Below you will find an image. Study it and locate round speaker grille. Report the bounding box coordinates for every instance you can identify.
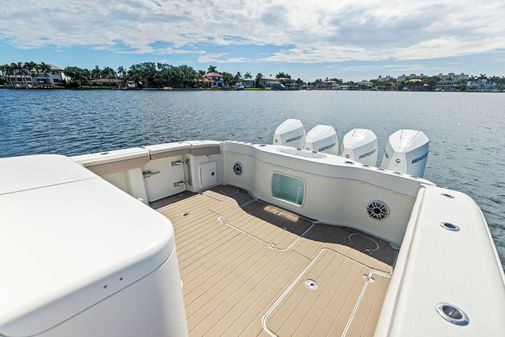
[233,162,243,175]
[367,200,390,220]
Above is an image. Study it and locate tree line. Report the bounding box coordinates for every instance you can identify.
[65,63,291,88]
[0,61,304,88]
[2,61,504,91]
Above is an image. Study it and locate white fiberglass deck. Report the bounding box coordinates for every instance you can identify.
[152,185,398,337]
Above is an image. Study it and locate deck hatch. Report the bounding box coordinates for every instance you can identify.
[272,173,304,206]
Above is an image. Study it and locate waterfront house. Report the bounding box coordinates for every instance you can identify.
[285,83,300,90]
[397,73,426,83]
[358,80,373,90]
[203,72,225,88]
[41,65,70,85]
[87,78,123,87]
[261,77,285,89]
[5,73,33,88]
[435,73,468,91]
[317,80,339,90]
[467,79,498,92]
[240,78,255,88]
[404,78,428,91]
[4,64,69,87]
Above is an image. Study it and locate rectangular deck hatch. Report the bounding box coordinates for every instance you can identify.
[272,173,304,206]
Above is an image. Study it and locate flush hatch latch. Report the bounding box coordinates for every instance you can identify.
[142,170,160,178]
[173,180,186,187]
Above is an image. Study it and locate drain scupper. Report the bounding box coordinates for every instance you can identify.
[304,279,318,290]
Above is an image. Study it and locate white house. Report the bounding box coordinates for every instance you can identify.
[358,80,373,89]
[467,79,498,92]
[44,65,70,85]
[263,77,285,89]
[4,64,69,87]
[241,78,255,88]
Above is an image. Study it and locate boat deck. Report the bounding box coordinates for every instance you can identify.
[152,185,398,337]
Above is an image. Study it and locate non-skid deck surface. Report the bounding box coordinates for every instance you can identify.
[153,185,398,337]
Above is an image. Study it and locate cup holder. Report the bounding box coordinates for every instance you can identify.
[436,303,469,326]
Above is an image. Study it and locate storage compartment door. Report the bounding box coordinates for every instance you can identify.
[199,161,218,190]
[143,157,185,202]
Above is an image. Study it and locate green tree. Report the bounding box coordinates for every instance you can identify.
[64,66,90,87]
[207,65,217,73]
[127,64,144,87]
[244,72,252,79]
[453,79,467,91]
[426,76,440,91]
[275,72,291,79]
[177,65,199,88]
[91,66,101,79]
[255,73,264,88]
[101,67,117,81]
[117,66,127,85]
[222,72,238,86]
[0,65,6,85]
[127,62,157,87]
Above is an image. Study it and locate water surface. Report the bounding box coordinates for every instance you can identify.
[1,89,504,265]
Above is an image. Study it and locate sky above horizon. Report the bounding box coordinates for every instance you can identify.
[1,0,504,81]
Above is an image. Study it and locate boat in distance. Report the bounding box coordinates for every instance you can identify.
[1,119,504,337]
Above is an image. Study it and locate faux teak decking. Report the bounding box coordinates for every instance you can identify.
[152,186,398,337]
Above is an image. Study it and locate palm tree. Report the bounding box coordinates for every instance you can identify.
[40,62,51,74]
[255,73,264,88]
[117,66,127,86]
[207,65,217,73]
[2,64,13,85]
[244,72,252,79]
[16,62,31,88]
[0,64,6,85]
[100,67,116,85]
[91,66,101,80]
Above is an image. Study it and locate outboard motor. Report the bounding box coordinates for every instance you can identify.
[273,119,306,148]
[381,129,429,177]
[305,125,339,154]
[341,129,378,166]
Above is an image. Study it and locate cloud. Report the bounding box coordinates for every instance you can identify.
[0,0,504,63]
[197,53,250,63]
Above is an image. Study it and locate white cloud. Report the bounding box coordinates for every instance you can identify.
[0,0,504,63]
[197,53,250,63]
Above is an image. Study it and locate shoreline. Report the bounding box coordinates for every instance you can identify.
[0,86,503,93]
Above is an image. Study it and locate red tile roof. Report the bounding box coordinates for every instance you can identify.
[204,72,223,78]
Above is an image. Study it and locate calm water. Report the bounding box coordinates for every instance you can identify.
[1,89,504,265]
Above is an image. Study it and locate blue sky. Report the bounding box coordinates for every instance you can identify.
[1,0,504,81]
